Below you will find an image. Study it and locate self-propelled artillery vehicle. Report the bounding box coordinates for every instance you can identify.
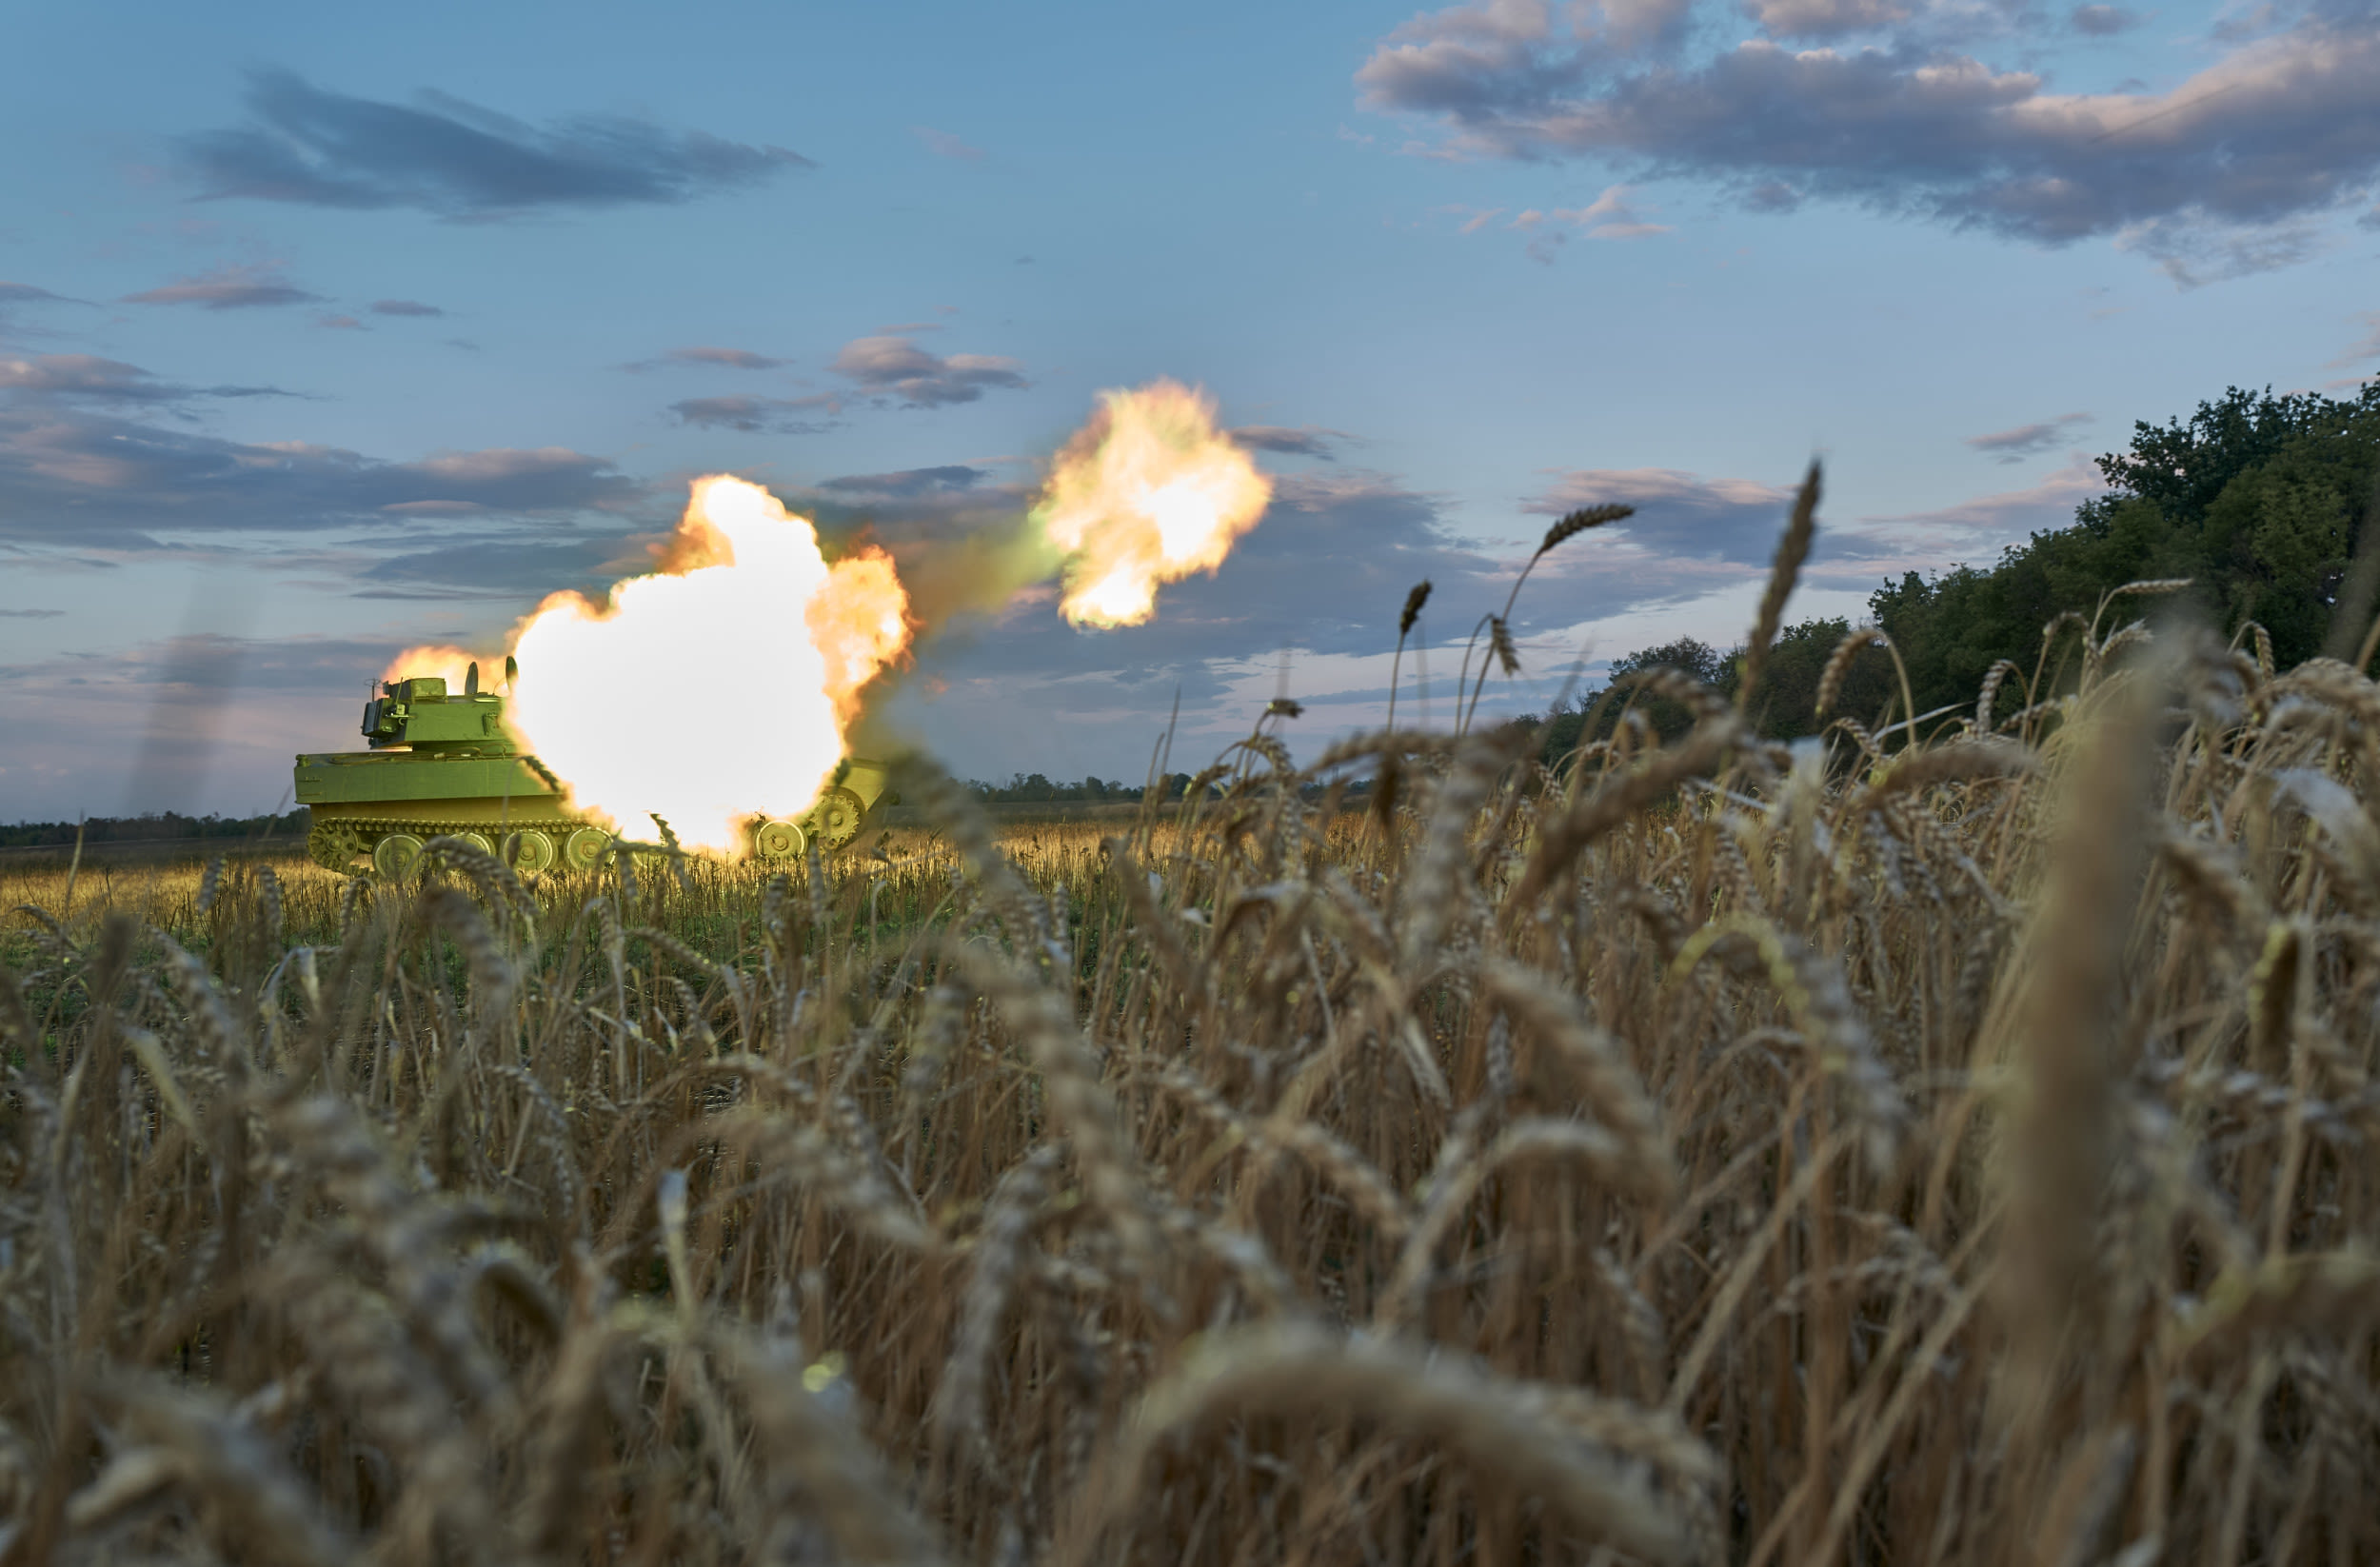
[295,661,891,876]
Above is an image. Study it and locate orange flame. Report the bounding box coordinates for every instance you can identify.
[1034,380,1271,627]
[379,644,485,690]
[464,474,913,852]
[810,547,910,723]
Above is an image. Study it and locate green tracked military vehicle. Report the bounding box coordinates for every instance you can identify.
[296,661,892,877]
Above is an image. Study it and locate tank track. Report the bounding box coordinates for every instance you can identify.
[308,816,583,873]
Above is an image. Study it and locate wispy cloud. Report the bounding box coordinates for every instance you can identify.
[914,127,987,163]
[625,345,790,373]
[1851,455,2109,554]
[1510,186,1672,259]
[2070,4,2143,35]
[369,298,445,317]
[1524,467,1803,565]
[316,313,366,330]
[1230,425,1356,460]
[1,352,295,406]
[122,262,320,310]
[0,607,65,619]
[666,394,836,434]
[1439,204,1507,233]
[1965,410,2095,462]
[1355,0,2380,281]
[354,531,654,598]
[2329,311,2380,368]
[0,403,641,550]
[176,68,814,218]
[0,282,80,307]
[1522,457,2110,604]
[829,333,1027,408]
[1742,0,1914,40]
[817,465,994,499]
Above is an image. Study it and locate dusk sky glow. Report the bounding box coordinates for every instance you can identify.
[3,0,2375,819]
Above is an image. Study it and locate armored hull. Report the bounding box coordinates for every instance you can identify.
[296,668,892,876]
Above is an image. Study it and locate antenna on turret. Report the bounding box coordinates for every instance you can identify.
[466,661,480,696]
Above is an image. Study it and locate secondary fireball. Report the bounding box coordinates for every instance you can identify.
[1033,380,1272,627]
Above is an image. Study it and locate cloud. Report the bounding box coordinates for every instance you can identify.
[1525,466,1804,564]
[626,345,789,372]
[1742,0,1914,40]
[666,394,836,433]
[175,68,814,218]
[1518,462,2075,600]
[1230,426,1355,460]
[817,465,994,499]
[2329,311,2380,368]
[2069,4,2143,34]
[352,529,652,598]
[914,127,987,162]
[1844,456,2109,569]
[1508,185,1673,257]
[828,334,1027,407]
[122,263,320,310]
[369,298,445,317]
[0,607,64,619]
[1440,203,1509,232]
[1355,1,2380,279]
[0,404,642,549]
[316,313,366,330]
[0,352,294,406]
[1964,410,2095,461]
[0,282,78,307]
[0,632,434,821]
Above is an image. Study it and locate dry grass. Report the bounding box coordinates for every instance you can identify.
[9,591,2380,1566]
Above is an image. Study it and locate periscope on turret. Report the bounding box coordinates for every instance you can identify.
[294,661,892,877]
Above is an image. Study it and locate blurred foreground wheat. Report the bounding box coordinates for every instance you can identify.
[8,586,2380,1566]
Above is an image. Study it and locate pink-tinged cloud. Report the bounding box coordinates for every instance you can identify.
[914,126,987,162]
[828,334,1026,407]
[123,263,320,310]
[1356,0,2380,282]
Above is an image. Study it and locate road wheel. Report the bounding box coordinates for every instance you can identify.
[506,830,556,873]
[564,826,611,870]
[752,818,804,861]
[307,823,360,871]
[448,831,494,860]
[373,833,425,880]
[808,786,866,850]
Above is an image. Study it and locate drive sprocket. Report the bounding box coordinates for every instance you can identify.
[809,786,867,850]
[307,822,363,872]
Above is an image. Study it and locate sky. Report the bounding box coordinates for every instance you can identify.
[2,0,2375,820]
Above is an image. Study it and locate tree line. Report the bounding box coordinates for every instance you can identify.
[0,809,312,848]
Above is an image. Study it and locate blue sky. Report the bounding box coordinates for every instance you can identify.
[3,0,2375,819]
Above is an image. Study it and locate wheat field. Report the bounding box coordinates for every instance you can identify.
[8,584,2380,1565]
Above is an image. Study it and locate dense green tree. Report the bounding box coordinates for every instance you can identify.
[1537,636,1729,765]
[1739,617,1898,739]
[1873,382,2380,716]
